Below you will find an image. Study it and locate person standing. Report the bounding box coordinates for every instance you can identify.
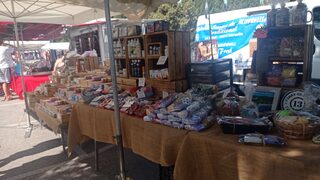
[0,39,15,101]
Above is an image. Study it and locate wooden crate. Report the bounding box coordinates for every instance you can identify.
[145,31,190,82]
[117,77,137,86]
[146,79,188,97]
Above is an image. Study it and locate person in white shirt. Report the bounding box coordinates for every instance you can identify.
[0,39,15,101]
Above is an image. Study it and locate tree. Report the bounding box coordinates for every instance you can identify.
[148,0,269,31]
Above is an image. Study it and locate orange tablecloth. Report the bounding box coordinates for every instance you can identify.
[67,103,320,179]
[174,126,320,180]
[68,103,188,166]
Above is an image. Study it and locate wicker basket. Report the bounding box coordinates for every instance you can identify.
[275,118,320,140]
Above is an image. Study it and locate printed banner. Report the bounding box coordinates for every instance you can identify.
[196,14,267,58]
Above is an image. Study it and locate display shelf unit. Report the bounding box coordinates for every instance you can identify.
[145,30,190,82]
[113,37,128,78]
[126,35,145,79]
[256,25,314,88]
[110,30,190,94]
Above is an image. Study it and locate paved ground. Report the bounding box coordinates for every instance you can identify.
[0,96,161,180]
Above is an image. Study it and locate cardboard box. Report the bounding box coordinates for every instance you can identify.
[119,27,128,37]
[65,57,78,67]
[112,28,119,38]
[146,22,155,33]
[128,25,141,36]
[84,58,91,71]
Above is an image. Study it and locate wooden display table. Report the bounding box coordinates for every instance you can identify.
[174,126,320,180]
[68,103,188,166]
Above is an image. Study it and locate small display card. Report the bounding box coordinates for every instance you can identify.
[157,56,168,65]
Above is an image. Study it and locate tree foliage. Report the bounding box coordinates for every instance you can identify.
[148,0,270,31]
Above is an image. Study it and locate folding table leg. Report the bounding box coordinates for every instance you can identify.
[95,139,99,171]
[60,126,67,158]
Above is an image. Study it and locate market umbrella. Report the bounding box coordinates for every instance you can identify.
[0,0,114,138]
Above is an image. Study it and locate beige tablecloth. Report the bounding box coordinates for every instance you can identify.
[68,103,188,166]
[174,126,320,180]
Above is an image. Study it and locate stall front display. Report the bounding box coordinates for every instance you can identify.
[30,18,320,180]
[256,25,314,88]
[111,27,190,96]
[173,126,320,180]
[68,103,188,166]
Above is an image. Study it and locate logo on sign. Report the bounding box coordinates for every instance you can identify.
[281,90,305,111]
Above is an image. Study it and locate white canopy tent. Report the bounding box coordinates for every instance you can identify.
[41,42,70,50]
[0,0,114,139]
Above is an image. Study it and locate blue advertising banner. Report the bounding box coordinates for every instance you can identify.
[196,14,267,58]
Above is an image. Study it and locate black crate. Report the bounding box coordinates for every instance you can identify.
[187,59,233,91]
[154,21,170,32]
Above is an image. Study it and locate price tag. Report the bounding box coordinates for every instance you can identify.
[137,89,146,99]
[138,78,146,87]
[162,91,169,98]
[122,100,135,108]
[157,56,168,65]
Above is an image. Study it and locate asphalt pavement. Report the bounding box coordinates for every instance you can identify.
[0,96,161,180]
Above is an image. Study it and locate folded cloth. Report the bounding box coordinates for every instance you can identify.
[171,122,184,129]
[184,123,207,131]
[190,109,210,123]
[168,115,182,123]
[171,110,188,119]
[186,101,201,113]
[143,113,156,122]
[161,120,172,127]
[157,113,168,120]
[160,95,176,108]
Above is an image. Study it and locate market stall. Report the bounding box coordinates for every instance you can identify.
[174,126,320,180]
[68,103,188,166]
[14,0,320,180]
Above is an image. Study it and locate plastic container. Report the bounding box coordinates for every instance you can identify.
[290,0,312,26]
[282,78,296,87]
[218,116,272,134]
[267,3,277,27]
[276,2,290,27]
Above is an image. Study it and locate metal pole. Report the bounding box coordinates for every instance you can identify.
[11,0,32,135]
[97,24,106,65]
[208,14,214,61]
[103,0,126,179]
[205,0,214,61]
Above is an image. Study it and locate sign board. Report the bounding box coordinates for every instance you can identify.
[281,90,305,111]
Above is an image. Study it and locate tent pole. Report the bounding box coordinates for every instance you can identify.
[103,0,127,180]
[205,0,214,61]
[12,10,32,136]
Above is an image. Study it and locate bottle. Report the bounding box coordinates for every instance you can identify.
[137,60,141,77]
[122,42,126,57]
[133,60,137,77]
[153,46,157,55]
[142,65,145,77]
[131,60,134,76]
[291,0,310,26]
[267,3,277,27]
[133,39,137,57]
[117,39,121,57]
[276,2,290,27]
[149,46,153,55]
[128,40,132,57]
[136,39,141,57]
